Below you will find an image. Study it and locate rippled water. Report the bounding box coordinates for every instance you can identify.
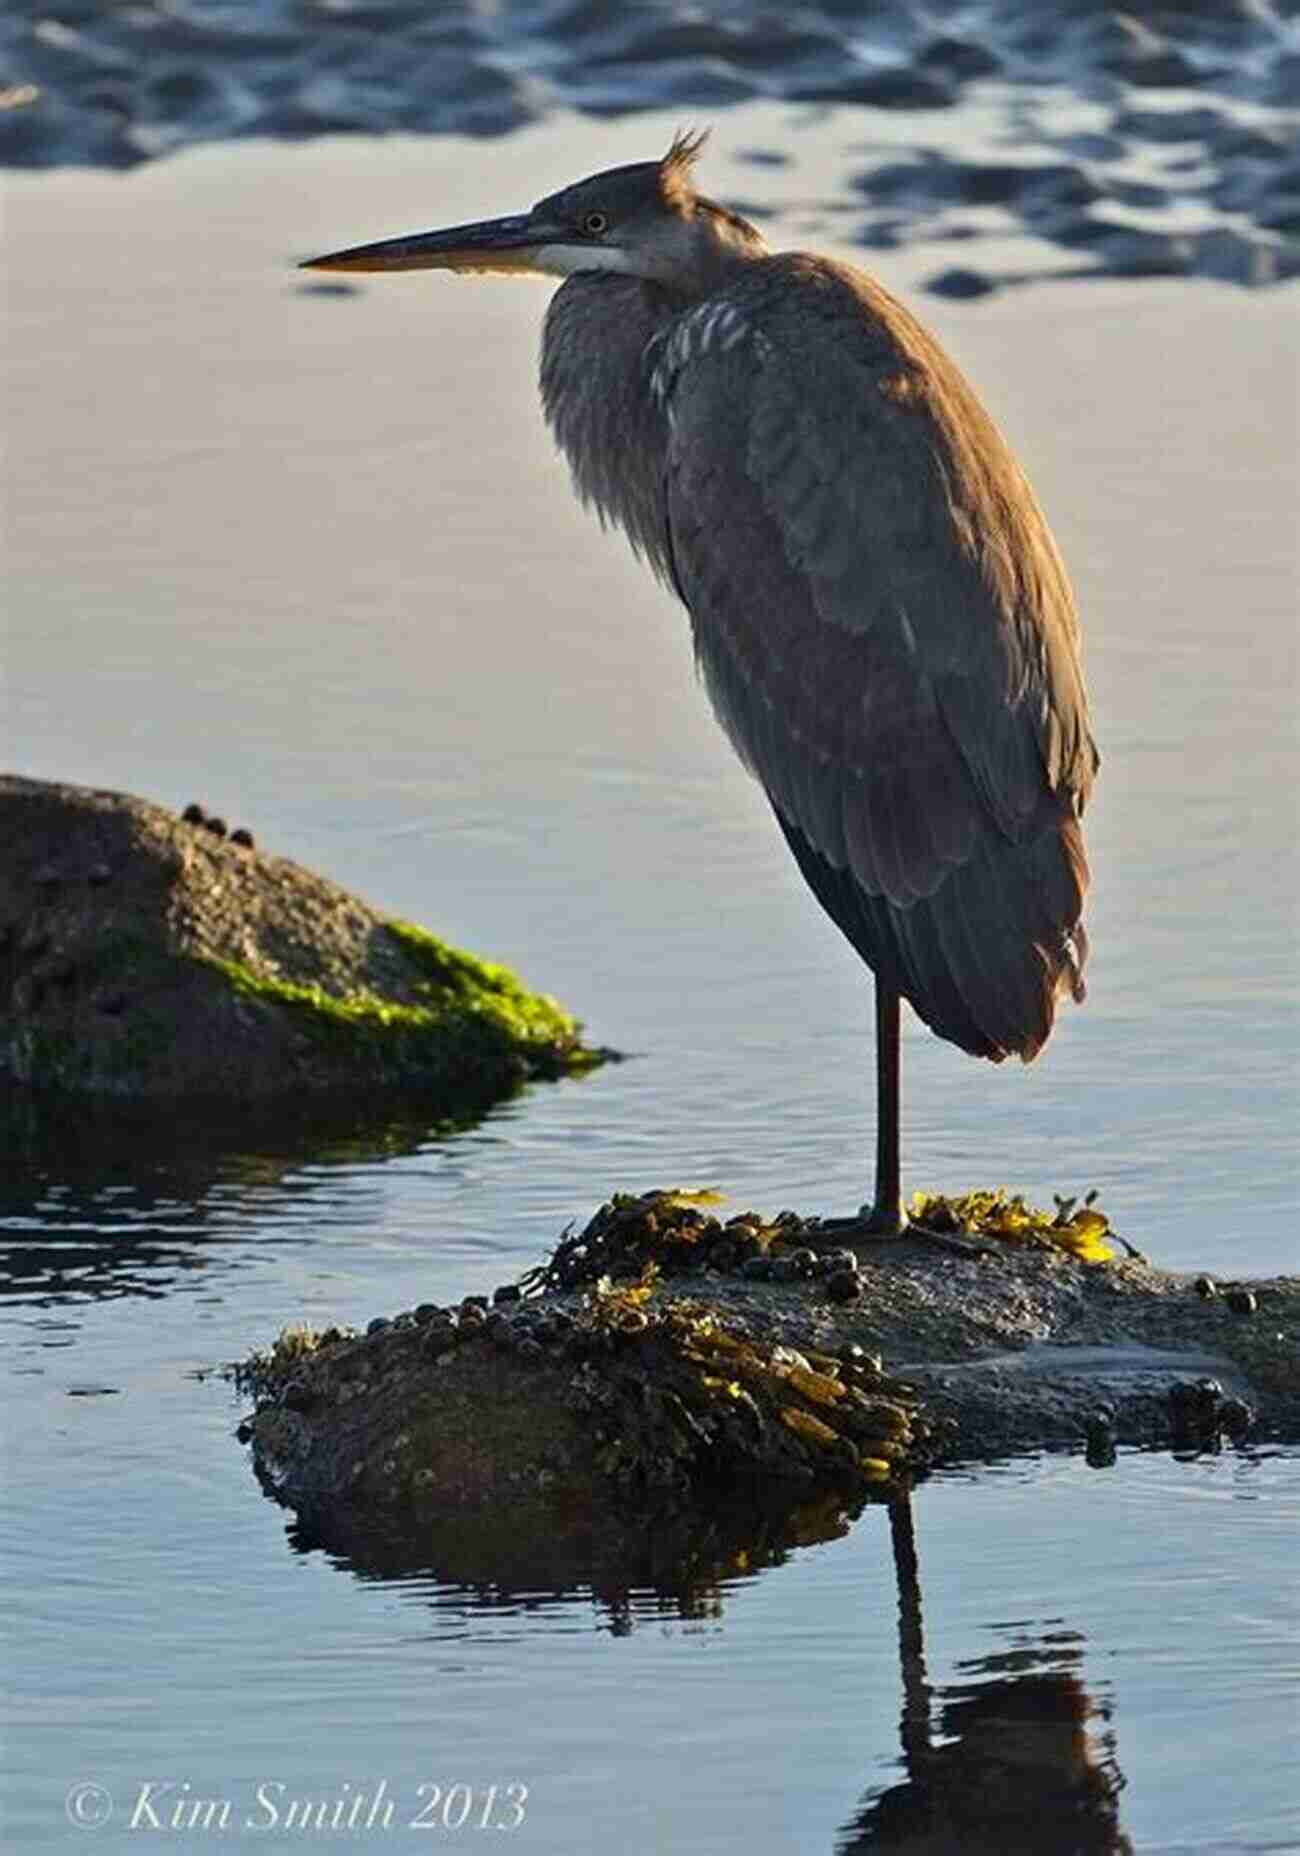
[4,0,1297,165]
[3,0,1297,290]
[4,114,1298,1853]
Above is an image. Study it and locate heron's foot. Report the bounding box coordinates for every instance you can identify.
[856,1199,907,1239]
[818,1203,993,1257]
[817,1203,908,1242]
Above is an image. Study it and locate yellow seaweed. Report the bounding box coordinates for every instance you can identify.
[909,1187,1116,1262]
[778,1407,842,1450]
[781,1363,847,1405]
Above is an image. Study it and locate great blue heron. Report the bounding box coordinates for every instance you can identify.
[303,131,1098,1235]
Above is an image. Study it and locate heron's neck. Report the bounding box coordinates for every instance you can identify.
[540,275,680,581]
[683,204,769,296]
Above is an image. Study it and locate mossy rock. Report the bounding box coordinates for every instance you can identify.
[0,775,603,1103]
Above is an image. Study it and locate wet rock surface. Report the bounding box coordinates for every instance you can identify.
[238,1190,1300,1533]
[2,1,1296,292]
[1,774,599,1100]
[243,1281,936,1524]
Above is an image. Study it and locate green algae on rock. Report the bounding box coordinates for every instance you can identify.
[201,920,594,1097]
[1,775,602,1102]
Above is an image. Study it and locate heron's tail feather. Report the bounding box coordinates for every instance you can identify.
[775,807,1090,1062]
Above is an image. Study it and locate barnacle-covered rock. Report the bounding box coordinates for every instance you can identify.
[238,1262,935,1523]
[566,1277,931,1498]
[236,1190,1298,1551]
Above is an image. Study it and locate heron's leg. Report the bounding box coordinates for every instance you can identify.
[861,979,905,1235]
[888,1496,933,1773]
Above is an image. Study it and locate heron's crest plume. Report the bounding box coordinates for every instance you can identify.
[658,128,710,208]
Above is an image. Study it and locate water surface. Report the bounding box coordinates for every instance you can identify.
[3,117,1298,1852]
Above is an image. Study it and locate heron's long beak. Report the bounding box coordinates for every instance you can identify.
[301,212,552,277]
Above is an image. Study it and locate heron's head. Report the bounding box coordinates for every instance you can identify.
[301,131,766,299]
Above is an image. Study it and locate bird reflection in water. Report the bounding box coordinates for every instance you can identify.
[841,1498,1131,1855]
[279,1470,1130,1853]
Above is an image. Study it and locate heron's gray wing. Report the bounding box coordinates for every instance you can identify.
[658,259,1095,1057]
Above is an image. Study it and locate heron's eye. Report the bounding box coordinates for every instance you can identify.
[580,211,609,237]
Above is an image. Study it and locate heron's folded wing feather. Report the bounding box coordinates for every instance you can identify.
[661,259,1096,912]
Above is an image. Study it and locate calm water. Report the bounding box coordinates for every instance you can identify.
[3,113,1298,1853]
